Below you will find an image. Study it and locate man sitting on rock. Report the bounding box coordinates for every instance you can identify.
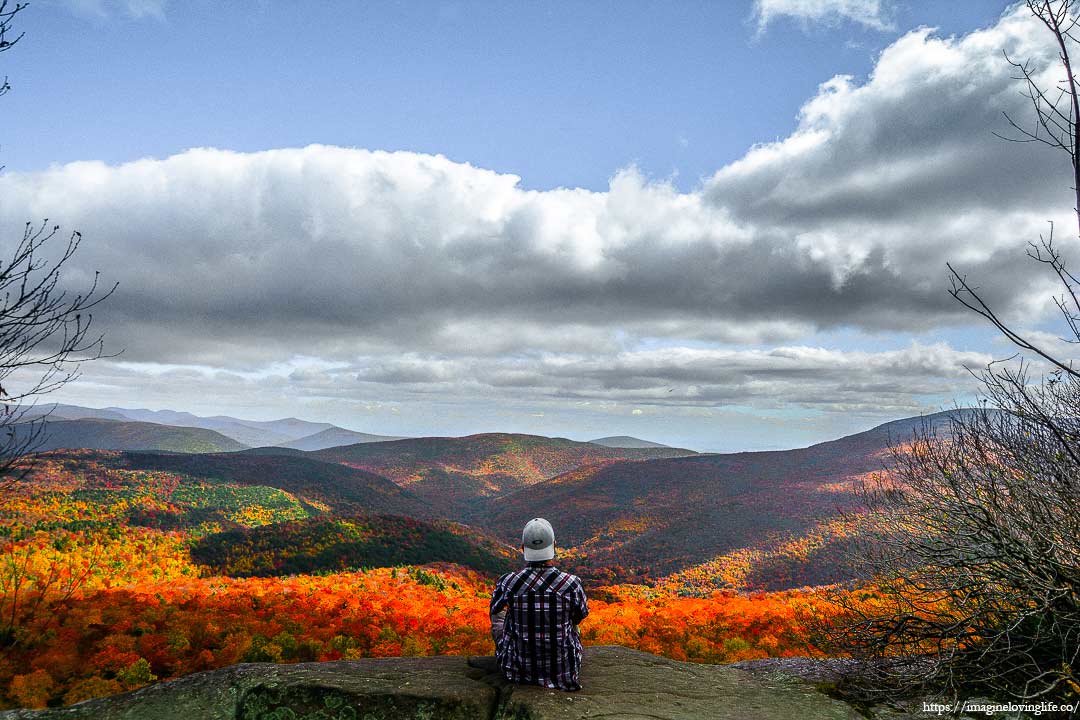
[489,517,589,691]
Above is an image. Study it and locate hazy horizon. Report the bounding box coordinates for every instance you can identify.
[41,399,960,454]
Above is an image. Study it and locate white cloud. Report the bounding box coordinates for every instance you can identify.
[753,0,895,33]
[711,4,1069,313]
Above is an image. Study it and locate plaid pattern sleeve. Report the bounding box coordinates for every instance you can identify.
[490,565,589,691]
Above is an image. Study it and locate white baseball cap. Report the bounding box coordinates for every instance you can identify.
[522,517,555,562]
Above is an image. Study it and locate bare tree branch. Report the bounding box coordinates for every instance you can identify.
[828,0,1080,707]
[0,4,117,497]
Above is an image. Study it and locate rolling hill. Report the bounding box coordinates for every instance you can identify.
[190,514,516,577]
[312,433,699,516]
[120,450,430,518]
[479,411,967,586]
[12,418,247,453]
[10,450,509,580]
[14,409,970,590]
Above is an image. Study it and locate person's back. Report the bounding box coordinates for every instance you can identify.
[490,518,588,691]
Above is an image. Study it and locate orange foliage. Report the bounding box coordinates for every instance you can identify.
[0,559,862,708]
[582,586,844,663]
[0,566,494,707]
[0,450,866,709]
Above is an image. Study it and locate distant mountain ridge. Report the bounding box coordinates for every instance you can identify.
[39,403,403,451]
[13,418,246,454]
[109,408,345,447]
[37,404,131,422]
[279,426,406,451]
[589,435,677,449]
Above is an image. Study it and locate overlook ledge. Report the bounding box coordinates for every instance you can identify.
[0,646,877,719]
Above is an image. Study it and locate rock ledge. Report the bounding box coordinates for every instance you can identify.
[1,646,868,719]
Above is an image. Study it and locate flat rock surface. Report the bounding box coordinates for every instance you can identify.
[501,647,863,719]
[0,646,867,720]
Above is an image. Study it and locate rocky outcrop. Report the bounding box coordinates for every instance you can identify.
[0,646,875,719]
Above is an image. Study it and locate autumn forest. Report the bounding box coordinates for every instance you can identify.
[0,422,898,709]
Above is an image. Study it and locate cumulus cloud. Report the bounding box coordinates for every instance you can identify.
[710,4,1071,312]
[753,0,895,32]
[0,142,1055,369]
[0,4,1069,422]
[0,148,807,366]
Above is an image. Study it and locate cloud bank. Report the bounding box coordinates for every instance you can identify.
[0,4,1069,425]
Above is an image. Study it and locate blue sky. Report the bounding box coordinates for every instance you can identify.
[8,1,1006,190]
[1,0,1074,451]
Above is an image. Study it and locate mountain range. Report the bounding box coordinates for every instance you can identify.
[34,404,405,450]
[479,411,964,586]
[14,402,969,590]
[312,433,698,516]
[28,404,681,455]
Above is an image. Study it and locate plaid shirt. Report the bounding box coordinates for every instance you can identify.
[490,564,589,691]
